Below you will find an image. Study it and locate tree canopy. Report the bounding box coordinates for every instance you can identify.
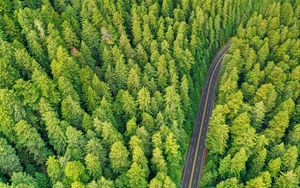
[0,0,298,187]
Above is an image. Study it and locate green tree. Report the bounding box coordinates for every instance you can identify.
[250,101,266,130]
[109,141,130,174]
[164,85,184,123]
[125,118,138,138]
[0,138,22,175]
[165,132,181,183]
[266,66,286,93]
[267,158,281,177]
[46,24,65,62]
[248,149,267,178]
[151,147,167,174]
[163,176,176,188]
[131,6,142,45]
[32,69,61,105]
[64,161,89,183]
[11,172,37,187]
[162,0,173,17]
[264,111,289,144]
[115,90,136,119]
[230,112,256,153]
[61,96,84,128]
[81,20,100,58]
[280,3,294,26]
[85,154,102,179]
[85,138,107,167]
[80,41,96,67]
[51,46,81,90]
[288,124,300,151]
[206,105,229,155]
[97,121,122,147]
[97,176,114,188]
[157,55,169,90]
[149,176,163,188]
[282,146,298,171]
[254,83,277,112]
[39,98,67,155]
[126,162,147,188]
[257,42,269,65]
[219,148,248,178]
[0,57,20,88]
[46,156,63,184]
[129,136,149,176]
[62,21,80,49]
[275,171,299,188]
[58,77,80,102]
[14,120,51,164]
[216,178,241,188]
[138,87,151,113]
[230,148,248,176]
[127,66,141,95]
[65,126,86,161]
[245,171,271,188]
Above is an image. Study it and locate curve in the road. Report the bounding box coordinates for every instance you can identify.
[181,43,231,188]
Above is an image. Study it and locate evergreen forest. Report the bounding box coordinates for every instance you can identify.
[0,0,299,187]
[203,1,300,188]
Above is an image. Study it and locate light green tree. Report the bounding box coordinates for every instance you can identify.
[0,138,22,175]
[15,120,51,164]
[109,141,130,174]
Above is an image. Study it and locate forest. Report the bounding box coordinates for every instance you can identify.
[202,2,300,188]
[0,0,298,187]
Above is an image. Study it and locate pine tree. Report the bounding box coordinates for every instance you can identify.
[26,30,48,69]
[127,66,141,96]
[11,172,37,187]
[216,178,241,188]
[151,147,168,174]
[138,87,151,113]
[245,172,271,188]
[61,96,84,128]
[62,21,80,49]
[0,56,21,88]
[126,162,148,188]
[109,141,130,174]
[64,161,89,183]
[275,171,299,188]
[254,83,277,112]
[81,20,100,58]
[97,121,122,147]
[85,138,107,167]
[97,176,115,187]
[230,112,256,153]
[131,6,142,45]
[39,98,67,155]
[206,105,229,155]
[282,146,298,171]
[85,154,102,179]
[161,0,173,18]
[165,132,181,183]
[0,138,23,175]
[46,156,63,184]
[15,120,51,164]
[65,126,86,161]
[267,158,282,177]
[264,111,289,144]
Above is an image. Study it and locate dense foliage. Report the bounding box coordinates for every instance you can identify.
[0,0,239,187]
[0,0,298,187]
[202,1,300,187]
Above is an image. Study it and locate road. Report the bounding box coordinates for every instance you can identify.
[181,43,231,188]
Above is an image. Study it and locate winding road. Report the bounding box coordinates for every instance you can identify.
[181,43,231,188]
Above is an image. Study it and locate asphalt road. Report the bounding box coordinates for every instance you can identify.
[181,43,231,188]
